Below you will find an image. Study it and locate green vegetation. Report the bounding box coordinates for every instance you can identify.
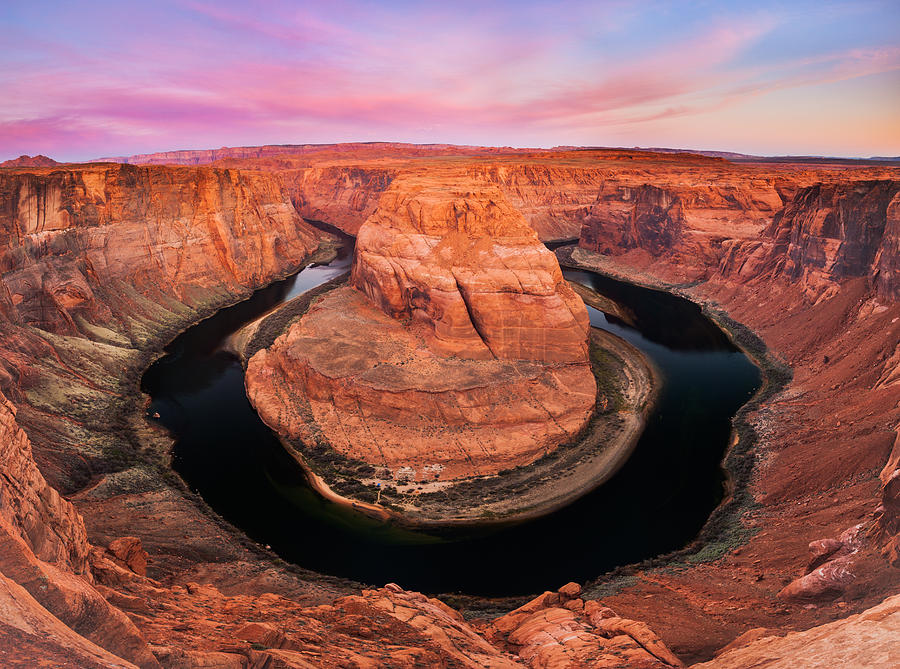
[589,340,625,412]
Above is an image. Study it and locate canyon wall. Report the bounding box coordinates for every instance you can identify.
[0,164,321,338]
[282,164,397,235]
[0,163,326,496]
[764,181,900,300]
[570,175,900,661]
[467,156,788,243]
[0,163,343,666]
[246,152,795,244]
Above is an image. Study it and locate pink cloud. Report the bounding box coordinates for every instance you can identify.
[2,2,898,159]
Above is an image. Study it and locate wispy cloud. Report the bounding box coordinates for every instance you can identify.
[0,0,897,159]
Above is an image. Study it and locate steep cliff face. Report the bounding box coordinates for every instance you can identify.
[465,157,791,245]
[579,184,685,255]
[716,180,900,300]
[763,181,900,298]
[569,167,900,663]
[578,178,787,267]
[0,392,160,668]
[0,395,87,573]
[283,165,397,234]
[876,192,900,301]
[465,164,606,240]
[352,178,590,362]
[247,178,595,482]
[0,163,331,665]
[0,164,321,338]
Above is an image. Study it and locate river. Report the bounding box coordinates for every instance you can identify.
[141,243,760,597]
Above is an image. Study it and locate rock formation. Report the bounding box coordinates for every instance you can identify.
[763,180,900,300]
[351,178,590,362]
[0,161,337,665]
[694,593,900,668]
[247,176,595,483]
[484,582,684,668]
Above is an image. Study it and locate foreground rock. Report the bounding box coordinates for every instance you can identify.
[695,593,900,668]
[485,582,683,668]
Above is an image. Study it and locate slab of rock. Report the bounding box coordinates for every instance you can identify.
[487,587,683,668]
[352,178,591,363]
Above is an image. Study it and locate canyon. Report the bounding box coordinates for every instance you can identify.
[0,145,898,667]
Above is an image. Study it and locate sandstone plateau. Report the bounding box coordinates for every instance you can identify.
[0,145,898,667]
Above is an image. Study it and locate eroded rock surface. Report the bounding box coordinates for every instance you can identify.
[695,593,900,669]
[248,286,595,480]
[485,582,683,668]
[248,177,595,482]
[351,178,590,362]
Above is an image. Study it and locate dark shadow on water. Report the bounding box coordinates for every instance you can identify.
[142,247,760,597]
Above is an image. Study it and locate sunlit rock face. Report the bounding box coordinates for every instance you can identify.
[247,177,596,481]
[0,164,322,337]
[351,178,591,363]
[1,147,899,667]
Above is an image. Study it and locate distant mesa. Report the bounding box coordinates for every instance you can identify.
[0,154,58,167]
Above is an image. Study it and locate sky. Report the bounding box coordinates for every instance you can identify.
[1,0,898,161]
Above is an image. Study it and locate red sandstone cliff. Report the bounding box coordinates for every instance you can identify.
[569,175,900,660]
[0,163,327,498]
[0,162,339,665]
[0,163,321,337]
[765,181,900,300]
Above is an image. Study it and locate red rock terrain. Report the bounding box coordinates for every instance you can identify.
[247,175,595,483]
[0,145,898,667]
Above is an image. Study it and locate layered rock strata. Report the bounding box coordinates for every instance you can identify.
[764,180,900,300]
[247,179,596,483]
[0,162,333,666]
[0,163,325,492]
[566,175,900,660]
